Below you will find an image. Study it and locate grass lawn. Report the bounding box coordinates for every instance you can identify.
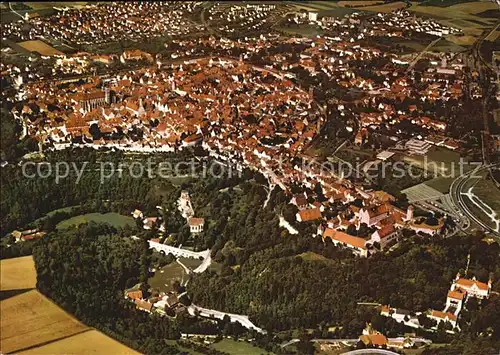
[32,205,79,225]
[424,177,455,194]
[211,339,272,355]
[149,262,187,294]
[460,170,500,232]
[277,25,323,37]
[298,251,329,262]
[166,340,203,355]
[56,213,135,229]
[401,146,471,178]
[178,257,203,270]
[470,178,500,219]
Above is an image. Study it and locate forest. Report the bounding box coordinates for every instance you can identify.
[32,223,247,355]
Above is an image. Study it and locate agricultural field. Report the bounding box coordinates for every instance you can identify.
[211,338,273,355]
[56,212,135,229]
[358,1,408,13]
[0,256,36,291]
[445,34,478,46]
[24,2,88,10]
[17,40,64,56]
[290,1,358,16]
[18,330,141,355]
[485,30,499,42]
[338,1,382,6]
[0,290,89,353]
[408,1,499,21]
[432,39,467,52]
[290,1,341,11]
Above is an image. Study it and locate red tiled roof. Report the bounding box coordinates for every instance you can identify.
[298,208,322,222]
[376,224,395,239]
[188,217,204,226]
[294,194,307,206]
[135,299,153,311]
[323,228,367,250]
[456,278,489,291]
[359,333,388,346]
[431,310,456,321]
[448,290,466,301]
[127,290,143,300]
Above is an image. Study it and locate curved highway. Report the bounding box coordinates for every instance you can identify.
[342,349,399,355]
[449,164,500,237]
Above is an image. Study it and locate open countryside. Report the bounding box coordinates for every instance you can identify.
[0,255,36,291]
[18,330,141,355]
[0,257,140,354]
[0,290,90,353]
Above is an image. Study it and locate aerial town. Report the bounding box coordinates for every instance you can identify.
[0,1,499,355]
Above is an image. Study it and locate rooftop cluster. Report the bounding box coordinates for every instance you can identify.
[1,2,205,44]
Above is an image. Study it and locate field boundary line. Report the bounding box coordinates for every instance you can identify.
[6,328,93,354]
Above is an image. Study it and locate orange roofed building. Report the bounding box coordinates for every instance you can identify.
[322,228,368,257]
[428,310,458,328]
[450,273,491,299]
[296,207,322,222]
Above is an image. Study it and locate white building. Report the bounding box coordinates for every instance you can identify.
[132,209,143,219]
[369,224,398,248]
[428,310,458,329]
[405,139,432,155]
[446,289,466,315]
[188,217,204,234]
[376,150,395,161]
[450,274,491,299]
[308,12,318,22]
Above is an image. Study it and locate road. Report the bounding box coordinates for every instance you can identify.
[193,252,211,273]
[8,2,25,19]
[449,163,500,237]
[187,304,266,334]
[406,37,442,72]
[342,350,400,355]
[281,336,431,349]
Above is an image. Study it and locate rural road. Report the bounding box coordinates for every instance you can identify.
[187,304,266,334]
